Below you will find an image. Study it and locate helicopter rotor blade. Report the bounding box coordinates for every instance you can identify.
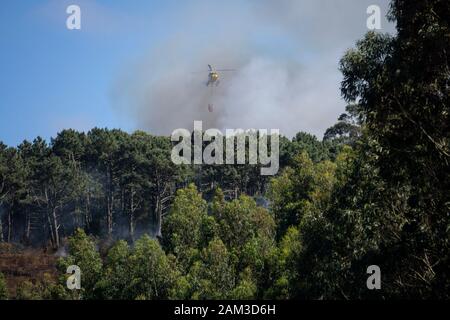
[216,69,236,72]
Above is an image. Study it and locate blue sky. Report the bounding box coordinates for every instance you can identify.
[0,0,393,146]
[0,0,179,146]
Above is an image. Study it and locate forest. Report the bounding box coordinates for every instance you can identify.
[0,0,449,300]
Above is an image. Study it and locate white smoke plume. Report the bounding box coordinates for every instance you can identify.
[112,0,394,138]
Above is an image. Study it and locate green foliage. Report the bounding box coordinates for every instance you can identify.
[15,280,40,300]
[337,0,449,298]
[162,186,276,299]
[58,228,103,299]
[211,191,276,297]
[212,193,275,252]
[96,240,131,299]
[269,152,336,238]
[280,132,333,167]
[263,227,302,299]
[15,274,68,300]
[3,0,450,300]
[162,184,210,269]
[231,267,257,300]
[289,0,450,299]
[323,105,361,145]
[183,238,236,299]
[0,272,8,300]
[127,235,176,299]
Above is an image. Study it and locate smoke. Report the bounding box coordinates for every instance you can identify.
[112,0,393,138]
[54,245,68,257]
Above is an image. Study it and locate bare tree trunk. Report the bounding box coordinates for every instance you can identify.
[72,205,80,230]
[106,166,114,238]
[121,189,125,216]
[0,185,5,242]
[107,193,113,238]
[25,210,31,244]
[44,188,56,248]
[84,193,91,231]
[129,213,135,242]
[47,209,55,248]
[0,214,3,242]
[52,208,60,248]
[129,188,135,242]
[155,195,162,238]
[41,208,48,248]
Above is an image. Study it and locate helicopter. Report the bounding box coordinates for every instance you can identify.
[205,64,236,87]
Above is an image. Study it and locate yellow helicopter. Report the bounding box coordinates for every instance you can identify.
[205,64,236,87]
[192,65,235,112]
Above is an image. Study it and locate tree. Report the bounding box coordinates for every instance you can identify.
[211,190,275,297]
[290,0,450,299]
[146,135,181,238]
[0,146,28,243]
[264,226,302,299]
[162,184,210,270]
[231,267,257,299]
[15,273,67,300]
[0,142,7,242]
[279,132,332,168]
[185,238,235,299]
[36,155,79,248]
[51,129,93,233]
[268,152,336,238]
[85,128,124,238]
[212,192,275,253]
[116,133,147,242]
[15,137,80,248]
[58,228,103,299]
[336,0,450,298]
[324,104,362,145]
[96,240,131,299]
